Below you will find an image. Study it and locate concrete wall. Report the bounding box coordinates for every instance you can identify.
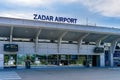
[38,43,58,55]
[0,41,104,56]
[79,45,96,55]
[60,44,78,54]
[0,41,104,55]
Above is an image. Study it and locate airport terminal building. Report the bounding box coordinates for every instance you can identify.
[0,17,120,69]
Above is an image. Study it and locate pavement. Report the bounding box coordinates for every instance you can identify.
[1,67,120,80]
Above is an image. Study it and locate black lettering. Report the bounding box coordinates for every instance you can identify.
[55,17,59,21]
[63,18,67,22]
[71,18,74,23]
[74,19,77,23]
[50,16,54,21]
[59,17,63,22]
[46,16,50,21]
[33,14,38,19]
[42,15,46,20]
[67,18,71,23]
[33,14,77,24]
[38,15,41,20]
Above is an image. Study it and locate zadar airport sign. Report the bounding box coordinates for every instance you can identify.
[33,14,77,24]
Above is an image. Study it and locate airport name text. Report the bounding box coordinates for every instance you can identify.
[33,14,77,24]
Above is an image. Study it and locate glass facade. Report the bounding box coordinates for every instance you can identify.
[48,55,58,65]
[31,54,47,66]
[4,54,100,68]
[17,54,26,67]
[4,54,17,68]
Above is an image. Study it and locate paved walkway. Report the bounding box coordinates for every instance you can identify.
[0,71,21,80]
[1,67,120,80]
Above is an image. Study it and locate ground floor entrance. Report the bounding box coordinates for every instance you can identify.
[3,54,101,68]
[17,54,100,68]
[92,55,100,67]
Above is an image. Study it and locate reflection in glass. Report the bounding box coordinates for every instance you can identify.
[17,54,26,67]
[48,55,58,66]
[4,54,17,68]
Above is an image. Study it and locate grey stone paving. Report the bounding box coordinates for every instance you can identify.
[0,71,21,80]
[17,68,120,80]
[14,68,120,80]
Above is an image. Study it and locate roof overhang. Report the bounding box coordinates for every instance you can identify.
[0,17,120,43]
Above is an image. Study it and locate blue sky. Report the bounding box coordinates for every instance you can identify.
[0,0,120,28]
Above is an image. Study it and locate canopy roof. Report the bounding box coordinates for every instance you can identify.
[0,17,120,43]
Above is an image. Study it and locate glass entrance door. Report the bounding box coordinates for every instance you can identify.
[92,55,100,67]
[4,54,17,68]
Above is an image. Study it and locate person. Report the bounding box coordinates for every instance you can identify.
[25,55,31,69]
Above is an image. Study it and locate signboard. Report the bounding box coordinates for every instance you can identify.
[33,14,77,24]
[93,47,104,53]
[4,44,18,52]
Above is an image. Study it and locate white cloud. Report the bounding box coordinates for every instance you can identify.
[4,0,120,17]
[60,0,79,3]
[4,0,79,7]
[2,0,120,24]
[79,0,120,17]
[0,11,74,20]
[0,12,33,19]
[2,0,120,23]
[0,0,80,19]
[4,0,56,7]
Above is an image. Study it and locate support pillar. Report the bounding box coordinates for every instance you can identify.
[110,41,117,67]
[10,35,12,43]
[96,40,101,47]
[57,31,67,65]
[35,37,38,54]
[77,33,89,53]
[10,26,13,43]
[58,38,62,53]
[110,51,113,67]
[100,53,105,67]
[78,40,82,53]
[96,40,105,67]
[35,28,41,54]
[57,31,67,53]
